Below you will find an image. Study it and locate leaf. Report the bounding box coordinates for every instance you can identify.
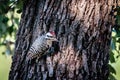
[14,17,19,24]
[2,17,9,23]
[109,73,117,80]
[7,25,14,36]
[1,23,7,33]
[109,64,116,74]
[110,51,116,63]
[116,29,120,37]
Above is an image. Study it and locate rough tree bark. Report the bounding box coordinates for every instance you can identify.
[9,0,118,80]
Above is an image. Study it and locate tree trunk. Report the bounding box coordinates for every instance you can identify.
[9,0,117,80]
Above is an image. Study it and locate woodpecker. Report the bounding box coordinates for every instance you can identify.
[26,31,58,61]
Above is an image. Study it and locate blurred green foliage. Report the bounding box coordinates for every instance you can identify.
[0,0,120,80]
[109,6,120,80]
[0,0,22,55]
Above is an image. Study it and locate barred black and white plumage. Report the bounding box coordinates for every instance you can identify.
[26,31,58,60]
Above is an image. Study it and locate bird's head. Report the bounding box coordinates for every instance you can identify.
[45,31,58,41]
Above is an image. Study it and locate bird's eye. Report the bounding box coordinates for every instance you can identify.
[47,35,53,38]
